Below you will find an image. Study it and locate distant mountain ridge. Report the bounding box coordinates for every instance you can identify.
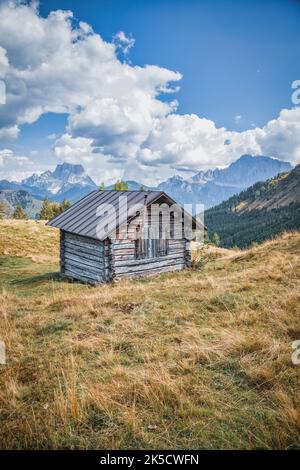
[0,155,292,215]
[205,164,300,248]
[22,163,98,202]
[157,155,292,208]
[191,154,291,188]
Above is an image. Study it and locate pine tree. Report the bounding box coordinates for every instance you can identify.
[51,202,61,218]
[113,180,129,191]
[13,205,28,220]
[99,182,105,191]
[139,184,145,191]
[59,199,71,213]
[39,197,71,220]
[39,197,54,220]
[204,230,210,245]
[211,232,220,246]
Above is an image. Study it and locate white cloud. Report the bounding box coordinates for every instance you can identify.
[254,108,300,162]
[0,148,34,180]
[0,148,13,167]
[0,1,299,185]
[234,115,242,123]
[113,31,135,57]
[47,133,57,140]
[0,1,180,137]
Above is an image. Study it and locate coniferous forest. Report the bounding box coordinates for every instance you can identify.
[205,166,300,248]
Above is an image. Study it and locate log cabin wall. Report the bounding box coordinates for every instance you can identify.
[111,206,189,280]
[60,231,107,284]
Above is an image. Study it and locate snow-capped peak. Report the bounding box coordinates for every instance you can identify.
[22,162,97,195]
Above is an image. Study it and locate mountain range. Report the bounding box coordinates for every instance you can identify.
[157,154,291,209]
[205,164,300,248]
[0,154,292,218]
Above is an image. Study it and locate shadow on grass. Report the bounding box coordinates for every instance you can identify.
[11,271,62,286]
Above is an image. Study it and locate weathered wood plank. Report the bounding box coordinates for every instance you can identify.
[165,248,185,255]
[65,258,104,276]
[64,240,103,257]
[64,237,104,251]
[64,252,105,271]
[114,254,135,261]
[114,257,186,274]
[64,268,103,285]
[114,252,186,268]
[111,247,135,254]
[168,239,186,246]
[64,239,101,252]
[112,242,135,250]
[64,246,104,264]
[65,236,103,251]
[115,262,185,278]
[64,251,105,270]
[66,231,101,246]
[64,263,105,282]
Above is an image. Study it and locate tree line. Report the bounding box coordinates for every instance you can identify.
[0,198,71,220]
[205,170,300,248]
[205,202,300,248]
[0,180,147,220]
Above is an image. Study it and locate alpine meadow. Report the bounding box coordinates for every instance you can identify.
[0,0,300,458]
[0,221,299,449]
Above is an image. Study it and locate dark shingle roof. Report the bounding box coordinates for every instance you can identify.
[47,190,202,240]
[47,190,163,240]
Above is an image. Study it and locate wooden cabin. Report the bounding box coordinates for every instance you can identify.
[47,190,201,284]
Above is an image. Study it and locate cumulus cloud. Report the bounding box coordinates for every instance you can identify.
[136,108,300,173]
[113,31,135,57]
[0,1,299,185]
[0,148,34,180]
[0,2,179,135]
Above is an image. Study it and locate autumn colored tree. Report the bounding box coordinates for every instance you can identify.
[0,201,9,219]
[113,180,129,191]
[13,205,28,220]
[59,199,71,213]
[39,197,71,220]
[39,197,54,220]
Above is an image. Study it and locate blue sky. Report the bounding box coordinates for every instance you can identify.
[39,0,300,129]
[0,0,300,183]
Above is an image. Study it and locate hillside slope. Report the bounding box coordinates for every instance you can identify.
[0,189,43,219]
[0,221,299,449]
[205,165,300,248]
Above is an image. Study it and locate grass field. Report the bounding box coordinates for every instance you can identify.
[0,220,299,449]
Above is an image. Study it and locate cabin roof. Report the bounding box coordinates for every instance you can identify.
[47,190,202,241]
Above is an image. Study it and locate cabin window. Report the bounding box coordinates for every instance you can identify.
[155,211,168,256]
[134,225,148,259]
[134,211,169,259]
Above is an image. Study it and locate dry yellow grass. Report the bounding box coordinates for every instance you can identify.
[0,221,299,449]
